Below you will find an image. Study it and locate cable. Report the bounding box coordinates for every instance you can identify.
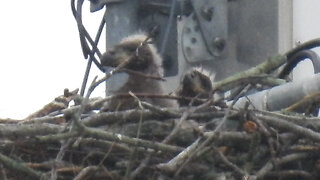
[279,50,320,79]
[160,0,177,56]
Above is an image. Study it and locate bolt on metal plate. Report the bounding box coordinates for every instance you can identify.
[191,0,228,57]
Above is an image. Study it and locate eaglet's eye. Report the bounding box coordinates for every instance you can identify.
[125,46,137,53]
[190,72,196,79]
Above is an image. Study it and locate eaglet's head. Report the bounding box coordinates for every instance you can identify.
[99,34,174,111]
[181,68,213,95]
[176,67,215,106]
[101,34,163,75]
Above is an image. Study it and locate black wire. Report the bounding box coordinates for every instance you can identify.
[285,38,320,58]
[160,0,177,55]
[75,0,91,59]
[71,0,104,70]
[275,38,320,78]
[71,0,107,95]
[279,50,320,79]
[79,3,108,96]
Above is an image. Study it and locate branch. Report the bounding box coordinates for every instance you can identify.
[213,55,287,92]
[0,124,63,139]
[0,152,44,179]
[84,127,183,153]
[37,127,183,153]
[256,153,309,178]
[253,111,320,142]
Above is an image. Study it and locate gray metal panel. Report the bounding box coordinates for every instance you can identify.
[104,0,178,76]
[101,0,293,93]
[191,0,228,57]
[177,0,292,81]
[137,0,178,76]
[232,0,279,65]
[104,0,140,49]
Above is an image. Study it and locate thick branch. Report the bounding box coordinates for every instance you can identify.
[0,152,44,179]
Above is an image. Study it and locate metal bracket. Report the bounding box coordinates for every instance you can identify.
[89,0,123,12]
[182,0,228,63]
[181,13,213,63]
[192,0,227,56]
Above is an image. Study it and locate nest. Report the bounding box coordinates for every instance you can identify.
[1,0,319,178]
[1,89,320,180]
[2,40,320,180]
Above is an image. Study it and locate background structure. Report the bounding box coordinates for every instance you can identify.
[0,0,319,119]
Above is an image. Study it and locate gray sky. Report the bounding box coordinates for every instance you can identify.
[0,1,105,119]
